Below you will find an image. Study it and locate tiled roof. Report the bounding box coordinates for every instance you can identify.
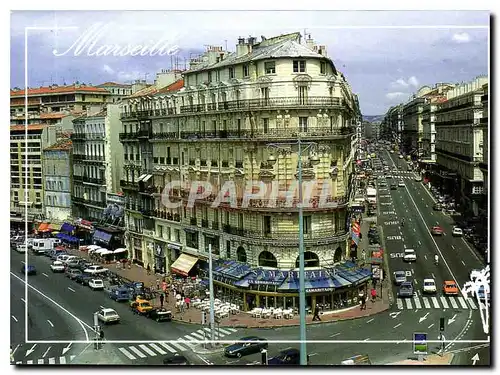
[44,139,72,151]
[11,112,69,120]
[155,79,184,95]
[10,85,110,97]
[127,85,156,98]
[98,82,132,88]
[10,124,46,132]
[73,109,107,121]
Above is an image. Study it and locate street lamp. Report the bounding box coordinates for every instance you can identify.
[267,139,328,366]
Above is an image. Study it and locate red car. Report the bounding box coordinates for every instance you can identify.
[431,226,444,236]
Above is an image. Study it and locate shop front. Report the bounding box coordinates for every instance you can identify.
[93,226,125,251]
[154,242,166,274]
[74,219,94,245]
[130,235,144,266]
[170,253,199,277]
[56,222,80,245]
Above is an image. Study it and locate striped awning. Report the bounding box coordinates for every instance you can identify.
[171,253,199,277]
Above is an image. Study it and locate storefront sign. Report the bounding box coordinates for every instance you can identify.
[167,243,182,251]
[249,269,329,281]
[307,288,335,293]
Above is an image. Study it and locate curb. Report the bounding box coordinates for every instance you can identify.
[378,224,394,306]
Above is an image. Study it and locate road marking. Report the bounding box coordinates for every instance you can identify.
[42,346,51,358]
[47,320,54,327]
[226,327,238,333]
[428,323,434,329]
[418,241,421,245]
[461,238,485,263]
[431,297,440,308]
[26,360,33,364]
[196,329,207,337]
[184,334,199,341]
[190,332,205,340]
[138,344,157,356]
[458,297,468,309]
[218,327,233,335]
[21,298,26,303]
[467,298,478,310]
[37,359,44,364]
[414,296,422,309]
[432,273,435,279]
[364,338,370,341]
[100,306,104,309]
[411,269,415,275]
[49,358,56,364]
[162,342,180,352]
[149,343,167,355]
[11,315,18,322]
[366,318,375,323]
[440,297,449,309]
[59,357,66,364]
[330,332,341,337]
[68,287,75,292]
[461,260,466,266]
[21,261,25,264]
[450,298,459,309]
[422,297,431,309]
[424,254,427,260]
[405,299,412,309]
[451,245,455,249]
[42,272,49,277]
[118,347,136,360]
[413,228,416,232]
[128,346,147,358]
[393,323,402,329]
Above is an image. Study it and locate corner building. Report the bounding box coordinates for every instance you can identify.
[120,33,363,310]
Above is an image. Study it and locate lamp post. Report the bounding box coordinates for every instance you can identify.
[267,139,327,366]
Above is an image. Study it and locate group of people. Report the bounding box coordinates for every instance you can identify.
[358,288,378,310]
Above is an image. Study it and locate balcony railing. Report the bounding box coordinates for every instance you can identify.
[119,132,139,141]
[155,210,181,222]
[151,132,178,140]
[137,129,152,138]
[190,217,198,226]
[73,154,105,162]
[120,179,139,190]
[120,108,177,119]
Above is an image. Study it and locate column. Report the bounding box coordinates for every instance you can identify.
[243,292,248,311]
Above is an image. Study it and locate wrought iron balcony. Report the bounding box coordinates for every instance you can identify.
[120,179,139,190]
[119,132,138,141]
[137,129,152,138]
[151,132,178,140]
[212,221,219,230]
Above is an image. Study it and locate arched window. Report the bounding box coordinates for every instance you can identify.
[258,251,277,268]
[333,247,343,263]
[295,251,320,268]
[236,246,247,263]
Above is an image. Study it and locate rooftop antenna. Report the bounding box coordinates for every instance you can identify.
[144,73,149,82]
[224,39,228,51]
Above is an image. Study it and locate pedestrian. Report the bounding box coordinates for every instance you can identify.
[159,293,164,308]
[312,304,321,321]
[10,346,14,363]
[147,264,151,275]
[185,296,190,309]
[371,288,377,303]
[176,292,181,303]
[165,291,169,303]
[156,279,160,291]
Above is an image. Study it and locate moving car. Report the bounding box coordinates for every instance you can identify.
[66,268,82,280]
[452,227,463,237]
[224,336,268,358]
[75,273,93,286]
[89,279,104,290]
[433,203,442,211]
[130,298,154,314]
[16,244,27,253]
[162,354,189,365]
[422,279,437,294]
[96,308,120,324]
[398,181,405,187]
[21,264,37,275]
[109,287,132,302]
[414,176,422,182]
[268,348,300,365]
[146,308,173,322]
[431,226,444,236]
[443,281,459,295]
[390,183,397,190]
[403,249,417,262]
[397,281,414,298]
[84,265,108,275]
[393,271,407,286]
[50,261,66,273]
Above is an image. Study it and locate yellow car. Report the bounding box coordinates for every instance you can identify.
[130,297,154,314]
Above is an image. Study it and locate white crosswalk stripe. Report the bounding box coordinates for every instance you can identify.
[458,297,468,309]
[413,296,422,309]
[226,328,238,333]
[139,344,157,356]
[189,332,205,340]
[217,328,233,335]
[38,359,44,364]
[184,334,199,342]
[128,346,147,358]
[119,347,136,360]
[159,342,178,353]
[405,299,412,309]
[149,343,167,355]
[440,297,449,309]
[27,360,33,364]
[196,329,208,337]
[397,299,403,309]
[422,297,431,309]
[49,358,56,364]
[59,357,66,365]
[431,297,440,308]
[468,298,478,309]
[169,342,188,352]
[449,298,458,309]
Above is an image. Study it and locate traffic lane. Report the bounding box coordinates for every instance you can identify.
[11,280,26,346]
[11,252,190,342]
[405,181,486,270]
[451,345,490,366]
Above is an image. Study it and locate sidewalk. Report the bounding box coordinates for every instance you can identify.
[64,213,390,328]
[388,353,454,365]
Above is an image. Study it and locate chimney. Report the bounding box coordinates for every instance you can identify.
[236,38,251,57]
[306,34,315,51]
[248,36,256,46]
[238,37,245,45]
[317,45,328,57]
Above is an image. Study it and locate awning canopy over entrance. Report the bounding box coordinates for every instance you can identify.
[49,223,62,231]
[170,253,199,277]
[37,223,50,232]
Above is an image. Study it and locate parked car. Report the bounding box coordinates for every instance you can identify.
[398,281,414,298]
[414,176,422,182]
[77,261,94,272]
[422,278,437,294]
[16,244,27,253]
[89,279,104,290]
[398,181,405,187]
[96,308,120,324]
[431,226,444,236]
[268,348,300,365]
[50,261,66,273]
[130,298,154,315]
[50,250,67,260]
[224,337,268,358]
[146,308,173,322]
[66,258,82,269]
[75,273,93,286]
[443,281,459,295]
[393,271,407,286]
[477,286,490,303]
[162,354,189,365]
[452,227,463,237]
[21,264,37,275]
[109,287,132,302]
[56,254,71,263]
[83,265,108,275]
[433,203,442,211]
[403,249,417,262]
[66,269,82,280]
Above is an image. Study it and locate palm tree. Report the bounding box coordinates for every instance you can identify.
[462,265,490,334]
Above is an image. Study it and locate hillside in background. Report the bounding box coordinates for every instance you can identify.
[362,115,384,123]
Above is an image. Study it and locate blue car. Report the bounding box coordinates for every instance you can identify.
[477,286,490,303]
[268,348,300,365]
[21,265,36,275]
[109,287,132,302]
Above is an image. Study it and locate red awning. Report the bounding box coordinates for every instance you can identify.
[37,223,51,232]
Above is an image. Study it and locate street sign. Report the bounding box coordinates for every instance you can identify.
[413,332,428,355]
[440,317,445,332]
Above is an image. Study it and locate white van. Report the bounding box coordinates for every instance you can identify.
[32,238,61,255]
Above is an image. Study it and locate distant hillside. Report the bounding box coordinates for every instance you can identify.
[363,115,384,123]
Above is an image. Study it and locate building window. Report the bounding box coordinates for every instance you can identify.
[320,61,326,74]
[263,118,269,134]
[298,86,308,104]
[263,216,271,235]
[208,71,212,83]
[186,232,199,249]
[264,61,276,74]
[303,215,311,234]
[157,225,163,238]
[229,68,234,79]
[243,65,250,77]
[293,60,306,73]
[299,117,308,132]
[226,240,231,259]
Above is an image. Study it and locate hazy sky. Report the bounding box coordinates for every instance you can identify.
[10,10,489,115]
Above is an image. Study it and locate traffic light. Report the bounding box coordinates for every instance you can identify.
[261,349,268,365]
[440,317,445,332]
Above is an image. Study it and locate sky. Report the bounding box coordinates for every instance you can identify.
[10,10,489,115]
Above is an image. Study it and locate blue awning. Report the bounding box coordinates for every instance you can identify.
[94,230,112,244]
[61,222,75,233]
[56,233,79,243]
[214,260,252,280]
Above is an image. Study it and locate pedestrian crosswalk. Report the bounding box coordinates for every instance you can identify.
[15,355,76,365]
[117,327,238,361]
[396,295,478,310]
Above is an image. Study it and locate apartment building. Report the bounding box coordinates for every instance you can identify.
[98,82,133,103]
[10,124,57,227]
[42,138,73,221]
[384,105,403,145]
[479,83,488,211]
[119,32,361,308]
[434,76,488,216]
[401,96,425,158]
